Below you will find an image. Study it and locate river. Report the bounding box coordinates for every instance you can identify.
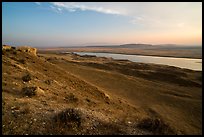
[73,52,202,71]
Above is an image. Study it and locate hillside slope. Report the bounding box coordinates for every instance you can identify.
[2,46,202,135]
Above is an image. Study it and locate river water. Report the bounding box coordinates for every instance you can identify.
[73,52,202,71]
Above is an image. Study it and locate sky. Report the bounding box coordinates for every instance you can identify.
[2,2,202,47]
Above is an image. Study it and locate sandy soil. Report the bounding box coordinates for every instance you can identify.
[2,47,202,135]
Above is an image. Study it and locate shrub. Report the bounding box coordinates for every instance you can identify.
[45,80,52,85]
[11,46,16,50]
[22,87,37,97]
[65,93,78,103]
[53,108,82,128]
[18,59,25,64]
[85,98,91,102]
[137,117,175,135]
[5,49,11,52]
[22,74,32,82]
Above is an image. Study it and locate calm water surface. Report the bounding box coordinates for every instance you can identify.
[73,52,202,71]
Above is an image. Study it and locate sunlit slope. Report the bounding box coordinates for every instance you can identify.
[42,53,202,135]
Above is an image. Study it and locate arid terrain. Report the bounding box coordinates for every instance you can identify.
[38,44,202,59]
[2,45,202,135]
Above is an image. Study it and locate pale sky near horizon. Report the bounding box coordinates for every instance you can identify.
[2,2,202,47]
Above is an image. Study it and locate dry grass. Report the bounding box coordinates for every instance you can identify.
[22,74,32,82]
[137,117,175,135]
[53,108,82,128]
[22,87,37,97]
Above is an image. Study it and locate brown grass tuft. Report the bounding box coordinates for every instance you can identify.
[53,108,82,128]
[137,117,175,135]
[22,87,37,97]
[22,74,32,82]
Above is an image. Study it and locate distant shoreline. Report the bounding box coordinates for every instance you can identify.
[38,46,202,59]
[38,49,202,59]
[71,51,202,60]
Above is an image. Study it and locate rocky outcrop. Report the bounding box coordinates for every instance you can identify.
[2,45,13,50]
[2,45,37,56]
[17,46,37,56]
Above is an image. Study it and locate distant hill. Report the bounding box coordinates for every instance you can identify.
[85,44,153,48]
[84,44,202,49]
[119,44,153,48]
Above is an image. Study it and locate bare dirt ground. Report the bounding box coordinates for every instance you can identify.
[2,46,202,135]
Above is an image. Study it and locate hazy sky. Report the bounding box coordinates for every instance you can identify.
[2,2,202,47]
